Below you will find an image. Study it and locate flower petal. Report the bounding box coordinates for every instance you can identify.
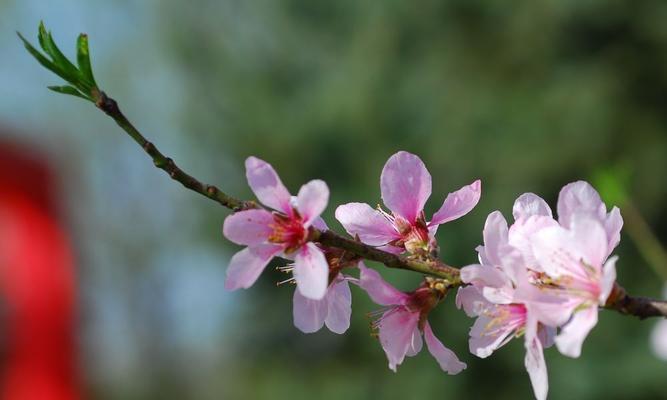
[296,179,329,227]
[245,156,292,213]
[424,322,467,375]
[468,313,515,358]
[380,151,432,223]
[325,278,352,334]
[222,209,274,245]
[430,179,482,226]
[460,264,510,290]
[335,203,399,246]
[532,217,608,279]
[481,211,510,267]
[378,308,421,372]
[293,243,329,300]
[557,181,606,229]
[599,256,617,305]
[604,206,623,254]
[455,286,488,317]
[555,306,598,358]
[512,193,552,220]
[524,315,549,400]
[292,287,327,333]
[508,215,559,270]
[359,263,409,306]
[224,244,282,290]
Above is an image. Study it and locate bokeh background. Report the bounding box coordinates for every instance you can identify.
[1,0,667,399]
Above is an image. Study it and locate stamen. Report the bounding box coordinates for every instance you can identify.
[276,277,296,286]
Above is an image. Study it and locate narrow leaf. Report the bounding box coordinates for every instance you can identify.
[17,31,61,76]
[47,85,90,100]
[77,34,97,87]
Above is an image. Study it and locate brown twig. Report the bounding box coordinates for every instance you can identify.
[89,91,666,319]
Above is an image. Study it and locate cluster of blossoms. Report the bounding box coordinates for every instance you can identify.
[222,151,628,399]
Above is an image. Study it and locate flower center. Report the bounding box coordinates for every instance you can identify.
[268,212,307,253]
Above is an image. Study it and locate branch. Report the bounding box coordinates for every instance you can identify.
[605,283,667,319]
[19,23,667,320]
[95,93,253,211]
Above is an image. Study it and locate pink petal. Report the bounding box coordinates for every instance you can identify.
[512,193,552,220]
[423,322,467,375]
[405,328,424,357]
[293,242,329,300]
[460,264,510,290]
[604,206,623,254]
[557,181,606,229]
[598,256,617,305]
[555,306,598,358]
[311,216,329,231]
[380,151,432,223]
[520,293,576,328]
[222,209,274,245]
[524,315,549,400]
[325,278,352,334]
[569,216,609,269]
[430,179,482,226]
[468,313,515,358]
[296,179,329,227]
[378,308,421,372]
[480,211,510,267]
[335,203,400,246]
[224,244,282,290]
[245,156,292,213]
[508,215,559,270]
[292,287,327,333]
[455,286,488,317]
[377,244,405,255]
[359,263,409,306]
[532,217,608,279]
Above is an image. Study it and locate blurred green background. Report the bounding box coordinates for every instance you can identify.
[2,0,667,398]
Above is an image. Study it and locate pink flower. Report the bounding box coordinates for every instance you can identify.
[335,151,480,255]
[223,157,330,299]
[458,211,555,400]
[292,271,355,334]
[359,264,466,374]
[526,182,622,358]
[650,284,667,361]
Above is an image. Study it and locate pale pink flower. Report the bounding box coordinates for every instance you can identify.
[458,211,555,400]
[359,263,466,374]
[650,284,667,361]
[223,156,330,299]
[335,151,480,255]
[526,181,622,358]
[293,273,354,334]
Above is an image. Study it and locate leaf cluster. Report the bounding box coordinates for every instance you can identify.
[17,21,99,101]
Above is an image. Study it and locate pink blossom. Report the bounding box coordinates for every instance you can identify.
[650,284,667,361]
[335,151,480,255]
[525,182,622,358]
[497,182,621,358]
[359,264,466,374]
[458,211,555,400]
[223,157,330,299]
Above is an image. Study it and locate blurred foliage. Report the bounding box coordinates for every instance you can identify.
[10,0,667,399]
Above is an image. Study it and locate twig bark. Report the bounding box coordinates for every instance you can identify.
[90,91,667,320]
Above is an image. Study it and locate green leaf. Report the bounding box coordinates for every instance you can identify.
[36,22,84,87]
[47,85,89,100]
[17,31,61,76]
[19,22,101,103]
[76,33,97,87]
